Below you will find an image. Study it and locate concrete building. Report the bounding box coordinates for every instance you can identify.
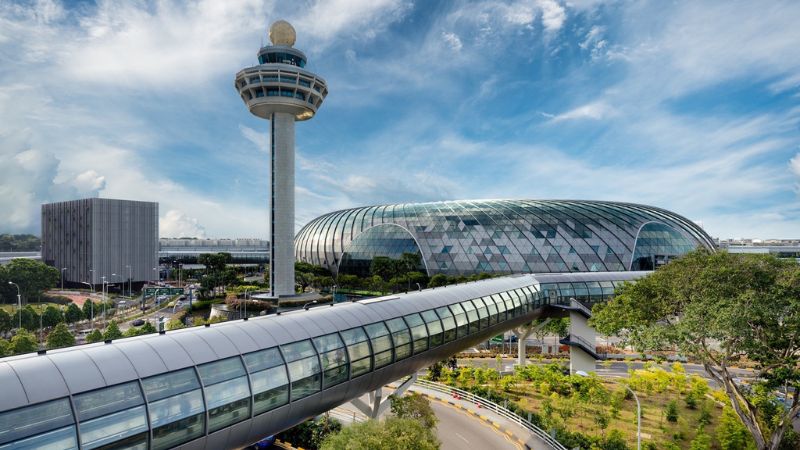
[159,238,269,263]
[235,20,328,298]
[41,198,158,287]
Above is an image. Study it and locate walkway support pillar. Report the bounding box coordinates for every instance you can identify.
[513,319,550,367]
[349,373,418,418]
[568,300,597,375]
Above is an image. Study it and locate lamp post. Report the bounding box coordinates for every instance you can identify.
[125,265,132,298]
[60,267,67,291]
[80,281,95,329]
[242,288,250,319]
[302,300,317,311]
[8,281,21,329]
[576,370,640,450]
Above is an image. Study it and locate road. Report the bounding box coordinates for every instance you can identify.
[430,400,521,450]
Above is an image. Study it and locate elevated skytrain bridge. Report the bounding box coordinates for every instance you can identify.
[0,271,646,450]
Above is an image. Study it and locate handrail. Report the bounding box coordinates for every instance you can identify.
[569,298,593,317]
[563,333,596,352]
[413,379,568,450]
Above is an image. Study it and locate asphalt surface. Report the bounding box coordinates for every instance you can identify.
[431,400,521,450]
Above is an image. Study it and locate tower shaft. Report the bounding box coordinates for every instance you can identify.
[270,112,295,297]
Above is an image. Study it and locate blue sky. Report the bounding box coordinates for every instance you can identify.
[1,0,799,240]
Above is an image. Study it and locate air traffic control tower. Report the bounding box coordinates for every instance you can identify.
[235,21,328,297]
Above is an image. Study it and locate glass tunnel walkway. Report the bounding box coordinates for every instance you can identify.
[0,271,646,450]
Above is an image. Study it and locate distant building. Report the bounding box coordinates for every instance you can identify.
[159,238,269,263]
[41,198,158,287]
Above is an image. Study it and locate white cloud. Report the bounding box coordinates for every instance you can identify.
[291,0,412,47]
[549,101,613,122]
[160,209,206,238]
[441,32,463,52]
[538,0,566,33]
[239,124,269,153]
[791,153,800,177]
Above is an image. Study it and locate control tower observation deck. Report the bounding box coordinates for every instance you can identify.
[234,21,328,298]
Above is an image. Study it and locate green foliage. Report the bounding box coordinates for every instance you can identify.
[600,429,629,450]
[690,432,713,450]
[124,321,156,337]
[390,393,437,429]
[665,400,679,422]
[699,401,713,427]
[320,417,438,450]
[0,259,60,304]
[82,300,97,321]
[166,318,185,330]
[716,407,755,450]
[0,234,40,252]
[0,309,11,333]
[428,274,448,288]
[0,338,10,356]
[11,329,37,354]
[20,305,39,331]
[85,329,103,343]
[41,305,63,328]
[278,415,342,450]
[685,390,698,409]
[590,250,800,448]
[426,360,444,381]
[102,321,123,340]
[46,323,75,349]
[64,303,83,323]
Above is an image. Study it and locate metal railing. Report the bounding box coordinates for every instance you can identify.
[562,334,598,355]
[413,379,568,450]
[569,298,594,317]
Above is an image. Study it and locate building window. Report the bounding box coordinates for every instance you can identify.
[364,322,393,369]
[339,327,373,377]
[0,399,77,449]
[197,357,251,433]
[73,382,148,450]
[312,333,349,389]
[243,347,289,415]
[142,368,205,450]
[281,340,321,401]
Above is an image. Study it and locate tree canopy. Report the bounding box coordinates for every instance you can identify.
[320,417,438,450]
[591,249,800,450]
[0,259,60,304]
[46,323,75,349]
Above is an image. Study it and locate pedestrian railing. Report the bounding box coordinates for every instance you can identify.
[412,379,567,450]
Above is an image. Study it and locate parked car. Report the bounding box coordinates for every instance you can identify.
[250,436,275,449]
[131,319,145,327]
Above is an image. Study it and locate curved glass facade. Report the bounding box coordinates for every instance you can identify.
[296,199,715,276]
[339,223,424,276]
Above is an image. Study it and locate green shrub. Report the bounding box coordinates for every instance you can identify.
[665,400,679,423]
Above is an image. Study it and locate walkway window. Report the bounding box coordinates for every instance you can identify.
[385,318,412,361]
[340,327,372,377]
[0,399,77,450]
[364,322,393,369]
[600,281,615,300]
[243,347,289,415]
[142,368,205,450]
[403,313,428,354]
[73,382,148,449]
[484,296,499,326]
[474,298,489,329]
[513,290,526,315]
[540,284,558,304]
[435,307,457,343]
[502,292,516,319]
[460,300,479,334]
[313,333,349,389]
[281,340,321,401]
[558,283,575,301]
[586,282,604,302]
[249,76,261,84]
[573,282,589,302]
[449,303,468,338]
[492,294,508,322]
[421,310,444,347]
[197,357,251,433]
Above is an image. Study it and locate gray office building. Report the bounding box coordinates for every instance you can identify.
[41,198,158,287]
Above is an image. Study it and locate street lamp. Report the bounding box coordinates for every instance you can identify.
[302,300,317,311]
[125,265,132,298]
[576,370,640,450]
[8,281,21,329]
[242,288,250,319]
[80,281,95,329]
[60,268,67,291]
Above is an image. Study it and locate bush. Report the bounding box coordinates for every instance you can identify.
[665,400,679,423]
[320,418,438,450]
[11,329,37,354]
[690,431,712,450]
[685,390,698,409]
[46,323,74,349]
[85,329,103,343]
[390,393,437,429]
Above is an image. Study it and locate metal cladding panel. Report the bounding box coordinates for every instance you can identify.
[47,350,106,394]
[82,344,139,386]
[302,309,339,335]
[0,362,28,411]
[177,437,206,450]
[251,320,295,347]
[213,323,260,354]
[237,320,280,351]
[320,308,362,330]
[11,356,69,404]
[204,426,231,450]
[193,328,238,359]
[320,382,349,410]
[142,336,195,370]
[166,333,218,365]
[224,419,253,449]
[113,340,168,378]
[351,305,385,326]
[276,315,321,340]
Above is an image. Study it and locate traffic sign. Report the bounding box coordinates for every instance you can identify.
[143,287,184,298]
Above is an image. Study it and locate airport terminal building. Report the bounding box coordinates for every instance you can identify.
[295,199,715,277]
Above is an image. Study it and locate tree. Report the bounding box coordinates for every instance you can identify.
[46,323,75,349]
[82,300,96,322]
[390,393,437,429]
[0,259,60,304]
[428,274,448,288]
[0,309,11,333]
[64,303,83,324]
[591,250,800,450]
[10,329,38,354]
[665,400,679,422]
[320,418,438,450]
[20,305,39,331]
[690,432,713,450]
[166,318,185,330]
[398,252,421,275]
[41,305,63,328]
[103,321,123,340]
[85,329,103,343]
[370,256,397,281]
[0,338,10,357]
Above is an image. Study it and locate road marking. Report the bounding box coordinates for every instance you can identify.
[430,396,522,450]
[455,432,470,444]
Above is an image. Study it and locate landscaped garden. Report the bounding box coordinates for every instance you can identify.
[429,361,770,449]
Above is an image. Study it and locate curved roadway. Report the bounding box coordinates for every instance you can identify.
[431,400,521,450]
